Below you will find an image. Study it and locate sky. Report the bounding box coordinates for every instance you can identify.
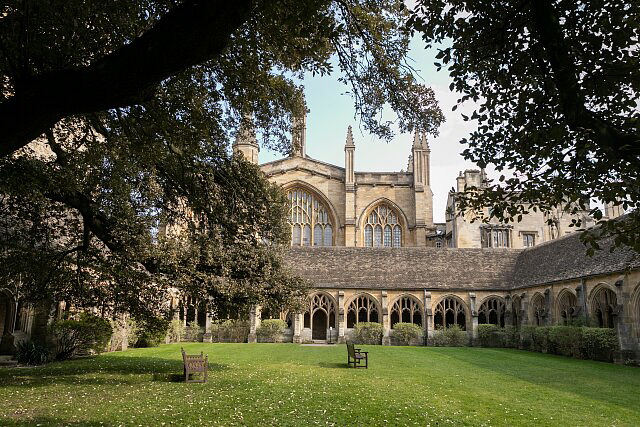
[259,34,481,223]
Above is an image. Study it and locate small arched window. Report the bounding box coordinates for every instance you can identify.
[364,204,402,247]
[287,188,333,246]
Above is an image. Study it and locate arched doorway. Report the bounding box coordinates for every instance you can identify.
[312,310,327,340]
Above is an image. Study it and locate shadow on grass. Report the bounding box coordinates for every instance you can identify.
[440,348,640,409]
[317,362,347,369]
[0,356,228,388]
[2,416,114,426]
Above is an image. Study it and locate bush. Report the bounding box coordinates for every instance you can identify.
[548,326,582,357]
[256,319,286,342]
[167,319,185,343]
[504,325,519,348]
[477,324,505,347]
[431,325,467,347]
[353,322,383,345]
[50,313,113,360]
[580,327,619,362]
[16,340,51,365]
[136,317,170,348]
[185,321,202,342]
[392,323,423,345]
[218,319,249,343]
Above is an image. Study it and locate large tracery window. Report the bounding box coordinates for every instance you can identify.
[287,188,333,247]
[364,204,402,247]
[591,286,617,328]
[347,294,380,328]
[434,296,467,330]
[556,290,578,325]
[478,297,506,327]
[390,296,423,328]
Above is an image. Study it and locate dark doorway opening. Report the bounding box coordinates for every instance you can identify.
[312,310,327,340]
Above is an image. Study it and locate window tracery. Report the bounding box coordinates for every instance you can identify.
[434,296,466,330]
[287,188,333,246]
[556,291,578,325]
[303,293,336,331]
[530,293,546,326]
[478,297,506,327]
[364,204,402,247]
[591,286,617,328]
[390,296,423,328]
[347,294,380,328]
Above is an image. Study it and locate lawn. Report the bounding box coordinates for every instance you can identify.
[1,344,639,426]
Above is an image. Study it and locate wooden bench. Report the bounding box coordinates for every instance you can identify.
[346,341,368,369]
[181,347,208,383]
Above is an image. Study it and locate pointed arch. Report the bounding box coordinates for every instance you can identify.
[433,295,469,330]
[631,283,640,340]
[390,294,423,328]
[529,292,546,326]
[282,181,339,246]
[589,283,617,328]
[478,295,506,327]
[555,288,579,325]
[345,293,381,328]
[357,198,409,248]
[304,292,338,340]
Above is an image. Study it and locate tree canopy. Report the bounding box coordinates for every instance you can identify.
[410,0,639,253]
[0,0,444,320]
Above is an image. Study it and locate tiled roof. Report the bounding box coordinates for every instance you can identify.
[284,247,520,291]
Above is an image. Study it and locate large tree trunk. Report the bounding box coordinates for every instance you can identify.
[0,0,252,157]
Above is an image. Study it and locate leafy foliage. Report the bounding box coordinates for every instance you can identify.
[50,313,113,360]
[217,319,250,343]
[410,0,640,253]
[432,325,467,347]
[135,317,169,348]
[392,322,423,345]
[15,340,51,365]
[185,321,202,342]
[256,319,287,343]
[353,322,383,345]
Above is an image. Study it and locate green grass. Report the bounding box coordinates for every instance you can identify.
[1,344,639,426]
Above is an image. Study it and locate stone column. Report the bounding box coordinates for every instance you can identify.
[292,313,303,343]
[469,292,478,344]
[381,291,390,346]
[544,288,553,325]
[203,302,213,343]
[520,293,529,325]
[613,277,636,360]
[248,305,261,343]
[577,279,588,324]
[504,294,513,326]
[424,291,433,344]
[337,291,346,343]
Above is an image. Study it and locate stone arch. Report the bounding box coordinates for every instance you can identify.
[282,181,340,246]
[390,294,423,328]
[632,283,640,340]
[478,295,506,327]
[555,288,579,325]
[433,295,469,330]
[304,292,337,340]
[357,198,409,247]
[346,293,381,328]
[589,283,617,328]
[529,292,546,326]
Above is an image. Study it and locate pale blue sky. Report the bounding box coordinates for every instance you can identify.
[260,35,482,223]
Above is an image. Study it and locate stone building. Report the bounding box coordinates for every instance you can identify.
[233,112,640,362]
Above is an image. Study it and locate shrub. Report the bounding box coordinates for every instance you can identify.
[167,319,185,343]
[520,325,536,350]
[477,324,505,347]
[136,317,170,348]
[50,313,113,360]
[504,325,519,348]
[218,319,249,343]
[580,327,619,362]
[185,321,202,342]
[353,322,383,345]
[16,340,51,365]
[256,319,286,342]
[531,326,550,353]
[547,326,582,358]
[392,323,423,345]
[432,325,467,347]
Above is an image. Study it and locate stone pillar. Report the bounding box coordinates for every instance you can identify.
[182,298,188,328]
[344,127,357,246]
[248,305,261,343]
[293,313,303,343]
[613,278,636,358]
[544,288,553,325]
[469,293,478,343]
[381,291,390,346]
[575,280,587,323]
[504,294,513,326]
[424,291,433,344]
[203,302,213,343]
[337,291,346,343]
[520,292,529,325]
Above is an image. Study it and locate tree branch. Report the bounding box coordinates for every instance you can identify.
[0,0,253,157]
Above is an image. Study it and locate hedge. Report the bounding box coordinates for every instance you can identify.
[432,325,468,347]
[353,322,383,345]
[256,319,286,342]
[392,322,423,345]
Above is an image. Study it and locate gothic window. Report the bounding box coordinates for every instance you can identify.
[478,297,506,327]
[364,204,402,247]
[556,290,578,325]
[433,296,467,330]
[591,286,617,328]
[530,293,546,326]
[287,188,333,246]
[303,293,336,334]
[390,296,423,328]
[347,294,380,328]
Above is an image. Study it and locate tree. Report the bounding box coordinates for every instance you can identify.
[0,0,444,320]
[410,0,640,252]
